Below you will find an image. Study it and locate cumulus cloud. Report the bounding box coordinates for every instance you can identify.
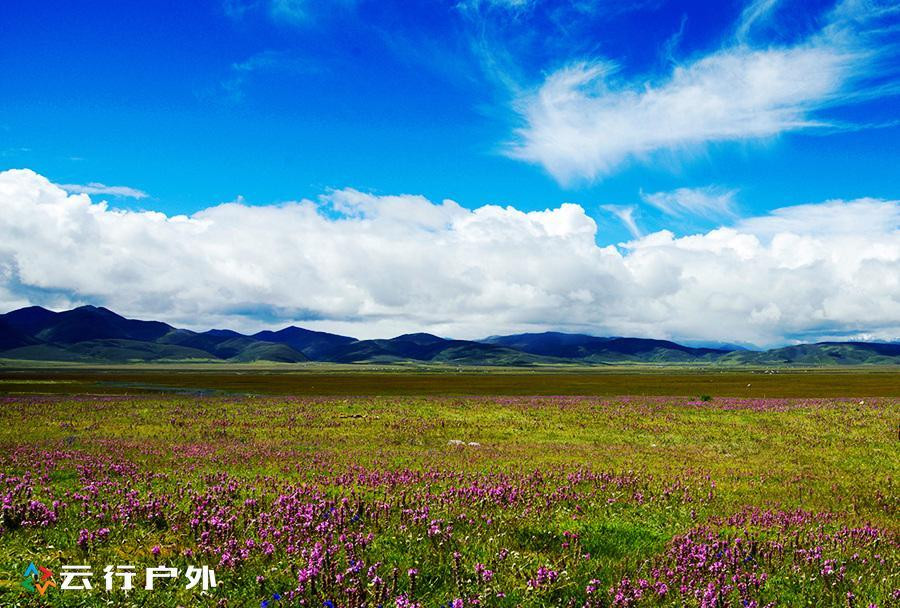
[641,186,738,219]
[1,168,898,345]
[507,0,896,183]
[57,182,149,199]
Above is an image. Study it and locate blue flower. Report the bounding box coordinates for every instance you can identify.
[273,593,282,600]
[261,601,269,608]
[324,601,335,608]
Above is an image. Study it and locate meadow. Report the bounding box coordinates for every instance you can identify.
[0,374,897,607]
[2,364,900,397]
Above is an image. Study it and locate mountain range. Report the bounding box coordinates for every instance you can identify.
[0,305,898,366]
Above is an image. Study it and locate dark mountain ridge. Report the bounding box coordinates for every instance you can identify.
[0,306,897,365]
[251,326,357,360]
[483,332,729,361]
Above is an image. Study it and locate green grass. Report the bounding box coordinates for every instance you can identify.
[0,383,896,607]
[2,364,900,397]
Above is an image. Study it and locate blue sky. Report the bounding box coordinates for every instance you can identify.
[0,0,899,343]
[3,0,898,240]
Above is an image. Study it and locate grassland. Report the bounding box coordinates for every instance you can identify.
[0,369,897,607]
[1,363,899,397]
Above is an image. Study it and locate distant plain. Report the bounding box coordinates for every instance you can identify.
[0,363,898,397]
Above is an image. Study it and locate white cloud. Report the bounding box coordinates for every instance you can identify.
[1,168,899,345]
[735,0,780,43]
[600,204,642,238]
[507,1,892,183]
[641,186,737,219]
[736,198,900,237]
[58,182,149,199]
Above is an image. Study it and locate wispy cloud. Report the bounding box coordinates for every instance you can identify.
[641,186,738,219]
[735,0,780,43]
[222,0,261,20]
[458,0,535,13]
[0,147,31,158]
[225,0,359,25]
[269,0,310,23]
[601,204,642,238]
[507,0,899,184]
[57,182,148,199]
[221,50,320,101]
